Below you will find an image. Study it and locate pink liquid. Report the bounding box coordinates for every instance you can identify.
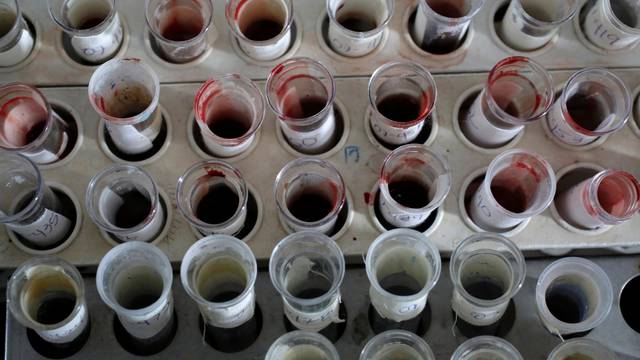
[598,176,627,216]
[0,97,47,147]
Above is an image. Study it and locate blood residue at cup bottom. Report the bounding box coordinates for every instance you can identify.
[283,96,328,119]
[490,183,527,213]
[337,12,378,32]
[196,184,240,225]
[207,111,251,139]
[388,180,431,209]
[287,190,333,222]
[159,6,204,41]
[566,92,608,132]
[427,0,466,18]
[376,94,422,122]
[242,19,283,41]
[597,176,629,217]
[0,96,48,147]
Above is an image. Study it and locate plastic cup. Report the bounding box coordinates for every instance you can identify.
[194,74,265,157]
[450,233,526,327]
[583,0,640,51]
[145,0,213,63]
[546,68,631,146]
[451,336,523,360]
[360,330,436,360]
[226,0,293,61]
[461,56,554,148]
[0,152,72,247]
[411,0,485,54]
[274,158,346,235]
[368,61,437,146]
[86,164,165,243]
[88,58,162,156]
[269,231,345,332]
[535,257,613,337]
[0,83,71,164]
[96,241,174,340]
[266,57,337,155]
[48,0,123,64]
[0,0,34,66]
[177,160,248,236]
[498,0,579,51]
[326,0,393,57]
[556,169,640,230]
[181,235,257,328]
[266,331,340,360]
[7,257,89,344]
[469,149,556,231]
[378,145,451,228]
[547,338,617,360]
[365,229,441,323]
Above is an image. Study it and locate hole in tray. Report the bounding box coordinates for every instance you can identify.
[199,303,263,353]
[113,310,177,356]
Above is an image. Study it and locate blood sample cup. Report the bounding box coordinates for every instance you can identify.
[368,61,437,146]
[226,0,293,61]
[0,152,72,247]
[194,75,265,158]
[270,231,345,332]
[145,0,213,63]
[7,257,89,345]
[0,83,71,165]
[177,160,248,236]
[535,257,613,337]
[556,169,640,229]
[86,164,165,243]
[97,242,174,341]
[274,158,346,234]
[547,338,617,360]
[266,331,340,360]
[266,57,337,155]
[360,330,435,360]
[451,336,523,360]
[582,0,640,51]
[326,0,394,57]
[378,145,451,228]
[498,0,578,51]
[462,57,554,148]
[546,68,631,146]
[48,0,123,64]
[450,233,526,328]
[411,0,485,54]
[89,58,162,156]
[469,149,556,231]
[0,0,34,67]
[366,229,441,323]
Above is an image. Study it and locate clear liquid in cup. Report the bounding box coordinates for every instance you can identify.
[196,257,247,302]
[114,265,163,310]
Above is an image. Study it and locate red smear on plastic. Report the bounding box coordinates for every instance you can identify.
[364,192,372,205]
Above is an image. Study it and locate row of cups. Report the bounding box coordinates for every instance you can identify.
[6,230,622,359]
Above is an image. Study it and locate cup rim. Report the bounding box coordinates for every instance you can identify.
[145,0,214,46]
[225,0,294,45]
[48,0,119,36]
[418,0,485,23]
[326,0,394,38]
[512,0,578,28]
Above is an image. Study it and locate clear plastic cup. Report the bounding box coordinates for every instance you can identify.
[274,158,346,235]
[469,149,556,231]
[226,0,293,61]
[365,229,441,322]
[583,0,640,51]
[7,257,89,344]
[535,257,613,337]
[547,338,617,360]
[546,68,631,146]
[145,0,213,63]
[411,0,485,54]
[326,0,393,57]
[194,74,265,157]
[461,57,554,148]
[451,336,524,360]
[450,233,526,327]
[86,164,165,243]
[378,145,451,228]
[556,169,640,230]
[368,61,437,146]
[88,58,163,156]
[360,330,436,360]
[96,241,174,340]
[0,83,71,164]
[0,0,34,67]
[266,57,337,155]
[180,235,257,328]
[177,160,248,236]
[48,0,123,64]
[266,331,340,360]
[498,0,579,51]
[0,152,72,247]
[269,231,345,332]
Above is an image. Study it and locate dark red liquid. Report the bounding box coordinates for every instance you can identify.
[284,96,327,119]
[545,285,587,324]
[207,113,250,139]
[388,180,430,209]
[161,11,203,41]
[114,190,152,229]
[25,121,46,144]
[196,184,240,224]
[287,192,333,222]
[337,13,377,32]
[566,93,607,132]
[36,293,75,325]
[491,184,527,213]
[77,16,105,30]
[377,94,422,122]
[465,281,504,300]
[428,0,466,17]
[242,19,283,41]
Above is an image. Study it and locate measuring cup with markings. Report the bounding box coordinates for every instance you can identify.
[451,336,524,360]
[0,0,34,66]
[266,331,340,360]
[583,0,640,51]
[360,330,436,360]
